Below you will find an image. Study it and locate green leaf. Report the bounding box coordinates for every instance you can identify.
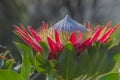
[74,42,120,79]
[35,53,54,72]
[110,55,120,73]
[14,42,33,80]
[111,27,120,47]
[58,42,77,80]
[35,53,47,72]
[49,60,57,68]
[98,73,119,80]
[87,43,100,76]
[47,70,57,80]
[1,59,14,70]
[40,42,49,60]
[95,42,112,74]
[107,44,120,73]
[35,53,57,80]
[0,69,24,80]
[74,50,90,78]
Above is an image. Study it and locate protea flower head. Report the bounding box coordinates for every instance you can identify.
[50,15,88,32]
[14,16,120,59]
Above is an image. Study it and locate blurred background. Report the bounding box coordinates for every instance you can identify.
[0,0,120,79]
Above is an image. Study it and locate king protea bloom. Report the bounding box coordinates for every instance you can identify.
[14,22,120,59]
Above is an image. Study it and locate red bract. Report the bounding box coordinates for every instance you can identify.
[77,38,92,55]
[77,33,82,44]
[55,30,63,47]
[69,32,77,45]
[99,24,120,43]
[14,24,42,54]
[28,27,41,42]
[47,30,63,59]
[15,22,120,59]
